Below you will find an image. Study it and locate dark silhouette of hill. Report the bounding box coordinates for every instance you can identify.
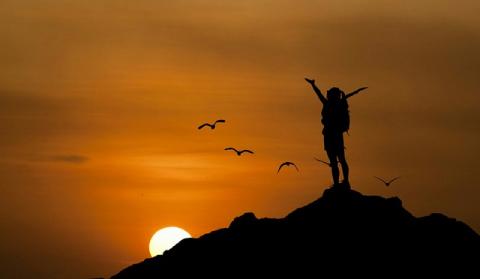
[112,184,480,278]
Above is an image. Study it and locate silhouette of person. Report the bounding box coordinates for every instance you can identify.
[305,78,366,187]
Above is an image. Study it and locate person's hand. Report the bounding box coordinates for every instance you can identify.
[305,78,315,84]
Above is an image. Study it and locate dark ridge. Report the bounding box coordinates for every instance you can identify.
[112,184,480,278]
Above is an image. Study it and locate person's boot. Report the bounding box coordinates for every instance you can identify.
[340,180,351,190]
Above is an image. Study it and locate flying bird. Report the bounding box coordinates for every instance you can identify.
[198,119,226,130]
[277,162,299,173]
[314,157,332,167]
[374,176,400,186]
[224,147,254,156]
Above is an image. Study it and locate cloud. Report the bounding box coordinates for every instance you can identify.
[50,155,89,164]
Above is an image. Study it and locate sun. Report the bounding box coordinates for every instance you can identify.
[149,227,191,257]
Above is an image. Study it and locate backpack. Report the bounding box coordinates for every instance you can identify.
[338,96,350,133]
[321,94,350,133]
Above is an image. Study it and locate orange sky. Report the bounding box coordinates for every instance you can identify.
[1,1,480,278]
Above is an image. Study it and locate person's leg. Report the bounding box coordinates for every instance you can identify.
[326,149,339,185]
[338,148,349,184]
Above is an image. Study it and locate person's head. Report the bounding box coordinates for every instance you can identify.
[327,87,343,102]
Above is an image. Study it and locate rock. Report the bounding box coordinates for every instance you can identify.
[112,184,480,278]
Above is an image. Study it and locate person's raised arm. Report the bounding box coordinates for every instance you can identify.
[345,87,368,99]
[305,78,327,104]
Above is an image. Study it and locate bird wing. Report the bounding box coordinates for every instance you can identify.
[198,123,209,129]
[214,119,226,124]
[277,162,288,173]
[374,176,388,184]
[241,150,254,154]
[224,147,238,152]
[388,176,401,184]
[292,162,299,171]
[314,157,330,166]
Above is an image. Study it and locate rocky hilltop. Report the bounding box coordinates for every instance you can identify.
[112,184,480,278]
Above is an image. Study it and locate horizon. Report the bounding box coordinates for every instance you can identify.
[1,1,480,278]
